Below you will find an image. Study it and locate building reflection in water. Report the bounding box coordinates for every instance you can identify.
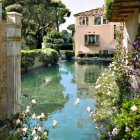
[75,61,109,99]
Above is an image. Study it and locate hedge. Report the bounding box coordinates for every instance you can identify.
[21,48,59,71]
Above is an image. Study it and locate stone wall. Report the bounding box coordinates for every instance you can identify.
[0,21,7,120]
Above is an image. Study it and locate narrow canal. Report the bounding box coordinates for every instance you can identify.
[21,60,110,140]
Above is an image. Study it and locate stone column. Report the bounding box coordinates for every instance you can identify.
[6,12,22,117]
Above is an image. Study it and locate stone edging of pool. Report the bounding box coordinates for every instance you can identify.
[72,57,113,61]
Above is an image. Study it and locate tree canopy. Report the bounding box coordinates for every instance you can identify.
[67,24,75,36]
[0,0,71,49]
[43,30,64,52]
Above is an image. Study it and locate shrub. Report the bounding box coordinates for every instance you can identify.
[86,53,94,57]
[92,29,140,139]
[114,99,140,139]
[43,30,64,52]
[21,35,37,50]
[77,51,85,58]
[21,50,37,71]
[65,51,74,60]
[7,99,49,140]
[39,48,58,65]
[5,4,23,13]
[93,53,99,57]
[21,48,59,71]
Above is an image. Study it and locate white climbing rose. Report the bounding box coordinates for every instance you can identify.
[131,105,137,111]
[31,99,36,104]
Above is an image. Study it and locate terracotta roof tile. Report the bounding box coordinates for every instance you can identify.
[74,7,104,17]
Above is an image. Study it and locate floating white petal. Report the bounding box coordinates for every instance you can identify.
[38,127,42,132]
[74,98,80,105]
[31,130,36,136]
[53,120,58,127]
[86,106,91,112]
[23,127,28,133]
[40,113,45,119]
[32,113,36,119]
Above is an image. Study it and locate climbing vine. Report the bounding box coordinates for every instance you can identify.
[92,27,140,139]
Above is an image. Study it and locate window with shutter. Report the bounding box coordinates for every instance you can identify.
[85,34,99,46]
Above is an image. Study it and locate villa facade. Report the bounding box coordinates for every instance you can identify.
[74,7,120,56]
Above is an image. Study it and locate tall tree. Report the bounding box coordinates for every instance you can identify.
[0,0,71,48]
[60,30,73,45]
[43,30,64,53]
[67,24,75,36]
[50,0,71,31]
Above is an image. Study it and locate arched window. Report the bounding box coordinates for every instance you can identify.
[95,16,101,25]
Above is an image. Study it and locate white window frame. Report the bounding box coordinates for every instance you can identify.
[103,16,109,24]
[79,17,89,26]
[85,34,100,46]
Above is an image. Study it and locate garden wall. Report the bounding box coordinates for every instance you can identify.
[0,22,7,120]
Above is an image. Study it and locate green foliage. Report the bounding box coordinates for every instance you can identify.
[86,53,94,57]
[92,28,140,139]
[21,35,37,50]
[0,127,19,140]
[21,48,58,71]
[21,50,37,71]
[67,24,75,36]
[60,30,73,45]
[1,0,71,47]
[114,99,140,139]
[39,49,59,64]
[43,30,64,52]
[5,4,23,13]
[105,0,114,20]
[6,99,49,140]
[50,0,71,31]
[65,50,74,60]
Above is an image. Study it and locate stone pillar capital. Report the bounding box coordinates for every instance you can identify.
[7,12,22,42]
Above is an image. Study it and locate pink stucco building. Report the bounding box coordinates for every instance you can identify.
[74,7,120,56]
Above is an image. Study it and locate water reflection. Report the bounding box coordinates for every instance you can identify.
[21,60,110,140]
[21,65,67,115]
[75,61,108,99]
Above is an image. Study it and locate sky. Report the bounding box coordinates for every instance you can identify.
[60,0,104,30]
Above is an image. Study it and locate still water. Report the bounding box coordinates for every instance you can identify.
[21,60,110,140]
